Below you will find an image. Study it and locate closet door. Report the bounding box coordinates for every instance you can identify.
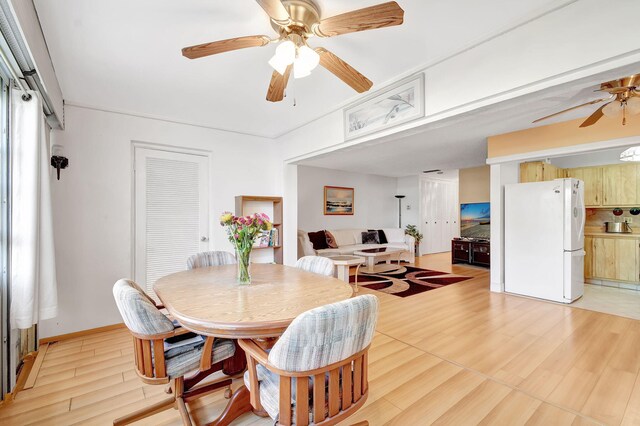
[134,147,209,297]
[421,178,460,254]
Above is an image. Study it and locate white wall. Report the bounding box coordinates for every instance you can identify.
[277,0,640,164]
[297,166,398,232]
[40,105,280,338]
[490,162,519,293]
[396,175,420,229]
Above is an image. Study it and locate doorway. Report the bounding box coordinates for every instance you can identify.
[133,146,210,298]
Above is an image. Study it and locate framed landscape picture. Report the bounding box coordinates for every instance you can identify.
[324,186,354,215]
[344,73,425,140]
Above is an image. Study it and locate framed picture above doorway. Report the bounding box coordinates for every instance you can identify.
[344,73,425,140]
[324,186,354,215]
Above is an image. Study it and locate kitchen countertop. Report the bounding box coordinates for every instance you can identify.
[585,232,640,239]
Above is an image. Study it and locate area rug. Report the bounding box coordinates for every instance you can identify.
[349,265,472,298]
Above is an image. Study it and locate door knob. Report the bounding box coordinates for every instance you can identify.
[200,236,209,242]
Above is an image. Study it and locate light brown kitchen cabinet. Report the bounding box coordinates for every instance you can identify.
[615,239,639,282]
[520,162,562,183]
[602,163,639,207]
[592,237,616,280]
[587,236,639,282]
[584,236,593,278]
[564,167,602,207]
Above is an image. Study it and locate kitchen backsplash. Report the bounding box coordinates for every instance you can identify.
[586,208,639,234]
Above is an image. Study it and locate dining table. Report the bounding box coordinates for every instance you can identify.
[154,263,354,426]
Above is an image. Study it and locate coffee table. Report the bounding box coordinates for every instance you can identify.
[325,255,365,282]
[353,247,405,274]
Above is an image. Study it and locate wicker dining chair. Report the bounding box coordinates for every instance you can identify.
[112,279,244,425]
[239,294,379,426]
[186,250,237,269]
[295,255,335,277]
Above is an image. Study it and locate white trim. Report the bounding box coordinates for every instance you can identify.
[486,136,640,165]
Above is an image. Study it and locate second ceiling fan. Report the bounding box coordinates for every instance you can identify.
[182,0,405,102]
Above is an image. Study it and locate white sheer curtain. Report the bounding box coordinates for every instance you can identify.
[9,89,57,329]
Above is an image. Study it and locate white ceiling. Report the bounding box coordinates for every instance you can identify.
[296,65,640,177]
[34,0,567,138]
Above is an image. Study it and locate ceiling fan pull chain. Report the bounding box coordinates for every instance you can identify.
[289,75,297,107]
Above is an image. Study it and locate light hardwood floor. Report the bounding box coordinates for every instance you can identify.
[1,253,639,425]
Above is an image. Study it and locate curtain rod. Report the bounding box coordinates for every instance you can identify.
[0,45,30,101]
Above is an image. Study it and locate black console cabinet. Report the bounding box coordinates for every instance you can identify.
[452,239,490,268]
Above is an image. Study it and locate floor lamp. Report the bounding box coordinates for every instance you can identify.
[395,195,405,228]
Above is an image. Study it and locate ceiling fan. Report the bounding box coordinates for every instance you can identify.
[181,0,404,102]
[533,74,640,127]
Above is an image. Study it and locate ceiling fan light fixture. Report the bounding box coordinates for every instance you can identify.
[627,97,640,116]
[293,60,312,79]
[620,146,640,162]
[292,45,319,79]
[297,45,319,70]
[602,100,624,118]
[268,40,296,75]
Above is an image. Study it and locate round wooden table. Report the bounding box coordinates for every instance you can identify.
[155,264,354,338]
[154,264,354,425]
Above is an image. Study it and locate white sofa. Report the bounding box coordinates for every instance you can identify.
[298,228,415,263]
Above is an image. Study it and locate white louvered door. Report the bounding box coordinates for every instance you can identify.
[134,147,209,297]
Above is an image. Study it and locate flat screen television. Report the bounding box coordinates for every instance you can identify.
[460,202,490,239]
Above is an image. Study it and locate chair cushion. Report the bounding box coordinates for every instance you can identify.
[165,338,235,379]
[113,279,174,336]
[295,256,334,277]
[307,231,329,250]
[244,366,316,424]
[244,365,283,420]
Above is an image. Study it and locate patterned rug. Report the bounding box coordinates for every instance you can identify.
[349,265,473,298]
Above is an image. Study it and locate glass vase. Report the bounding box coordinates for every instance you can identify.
[236,248,252,285]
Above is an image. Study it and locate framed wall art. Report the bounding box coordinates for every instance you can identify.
[344,73,425,140]
[324,186,354,215]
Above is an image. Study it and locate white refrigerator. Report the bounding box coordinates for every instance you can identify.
[504,178,585,303]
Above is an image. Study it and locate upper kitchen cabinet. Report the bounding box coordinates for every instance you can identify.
[520,161,562,183]
[564,167,603,207]
[602,163,639,207]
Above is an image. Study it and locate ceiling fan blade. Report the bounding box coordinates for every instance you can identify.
[600,77,623,91]
[579,104,607,128]
[313,1,404,38]
[597,87,629,95]
[266,65,292,102]
[316,48,373,93]
[182,35,270,59]
[532,98,611,123]
[255,0,291,26]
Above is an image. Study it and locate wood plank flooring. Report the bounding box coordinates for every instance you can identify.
[1,253,639,425]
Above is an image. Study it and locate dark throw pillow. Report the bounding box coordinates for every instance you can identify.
[362,230,380,244]
[308,230,329,250]
[370,229,388,244]
[325,231,338,248]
